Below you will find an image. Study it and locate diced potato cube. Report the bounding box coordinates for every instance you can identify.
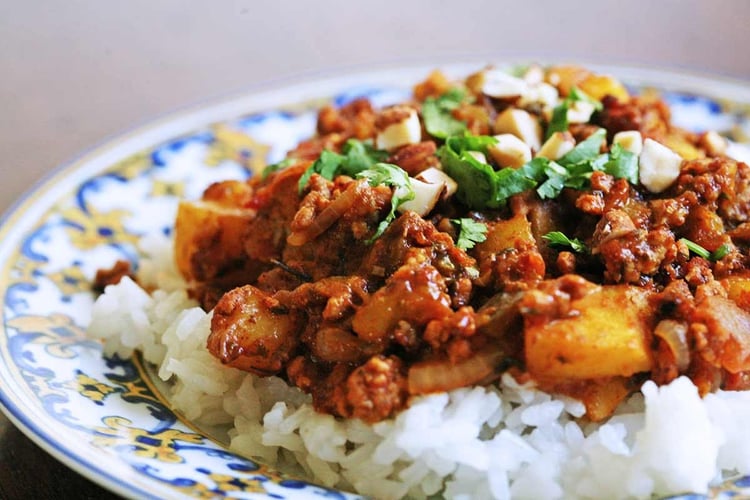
[662,132,704,161]
[524,285,653,379]
[545,65,592,96]
[174,200,255,281]
[474,212,537,257]
[579,74,630,102]
[721,275,750,311]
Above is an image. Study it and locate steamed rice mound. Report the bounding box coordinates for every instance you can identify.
[89,234,750,500]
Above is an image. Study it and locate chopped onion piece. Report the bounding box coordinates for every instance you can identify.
[407,348,506,394]
[287,180,364,246]
[654,319,690,372]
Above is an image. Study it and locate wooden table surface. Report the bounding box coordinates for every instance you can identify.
[2,2,749,498]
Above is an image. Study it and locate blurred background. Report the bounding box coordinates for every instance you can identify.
[1,0,749,214]
[0,0,749,497]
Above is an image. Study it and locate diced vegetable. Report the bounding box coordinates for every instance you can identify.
[174,200,256,282]
[488,133,533,167]
[537,131,576,160]
[639,138,683,193]
[208,285,301,374]
[376,107,422,150]
[524,285,653,379]
[493,108,543,151]
[613,130,644,156]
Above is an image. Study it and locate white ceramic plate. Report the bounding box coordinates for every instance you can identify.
[1,61,750,499]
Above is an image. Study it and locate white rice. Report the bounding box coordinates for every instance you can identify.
[88,233,750,499]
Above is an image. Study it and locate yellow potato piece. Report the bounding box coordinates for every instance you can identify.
[475,212,536,256]
[174,200,256,281]
[662,132,705,160]
[579,74,630,102]
[545,65,591,96]
[525,285,653,379]
[721,275,750,311]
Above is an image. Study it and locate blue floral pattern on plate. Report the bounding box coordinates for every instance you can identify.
[0,63,748,499]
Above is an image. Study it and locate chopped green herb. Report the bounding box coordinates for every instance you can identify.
[298,139,388,192]
[712,243,731,261]
[546,104,571,139]
[298,150,341,192]
[679,238,710,260]
[601,143,639,185]
[340,139,389,173]
[680,238,732,261]
[568,86,604,112]
[356,163,415,242]
[261,158,296,180]
[543,231,588,254]
[452,218,488,250]
[437,127,638,211]
[558,128,606,167]
[494,158,545,202]
[545,86,603,140]
[536,161,568,199]
[438,134,502,209]
[422,88,469,139]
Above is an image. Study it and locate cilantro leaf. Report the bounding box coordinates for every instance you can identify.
[545,86,602,140]
[437,128,629,211]
[558,128,607,167]
[445,133,498,153]
[536,161,568,199]
[494,162,541,202]
[543,231,587,253]
[298,139,388,192]
[569,86,603,111]
[262,157,296,180]
[601,143,639,185]
[438,135,502,209]
[339,139,388,175]
[298,149,343,192]
[423,88,469,139]
[546,104,570,139]
[452,218,488,250]
[356,163,415,242]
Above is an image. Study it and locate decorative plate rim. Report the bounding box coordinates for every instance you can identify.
[1,59,749,499]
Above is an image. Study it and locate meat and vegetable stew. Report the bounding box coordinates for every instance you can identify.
[174,64,750,423]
